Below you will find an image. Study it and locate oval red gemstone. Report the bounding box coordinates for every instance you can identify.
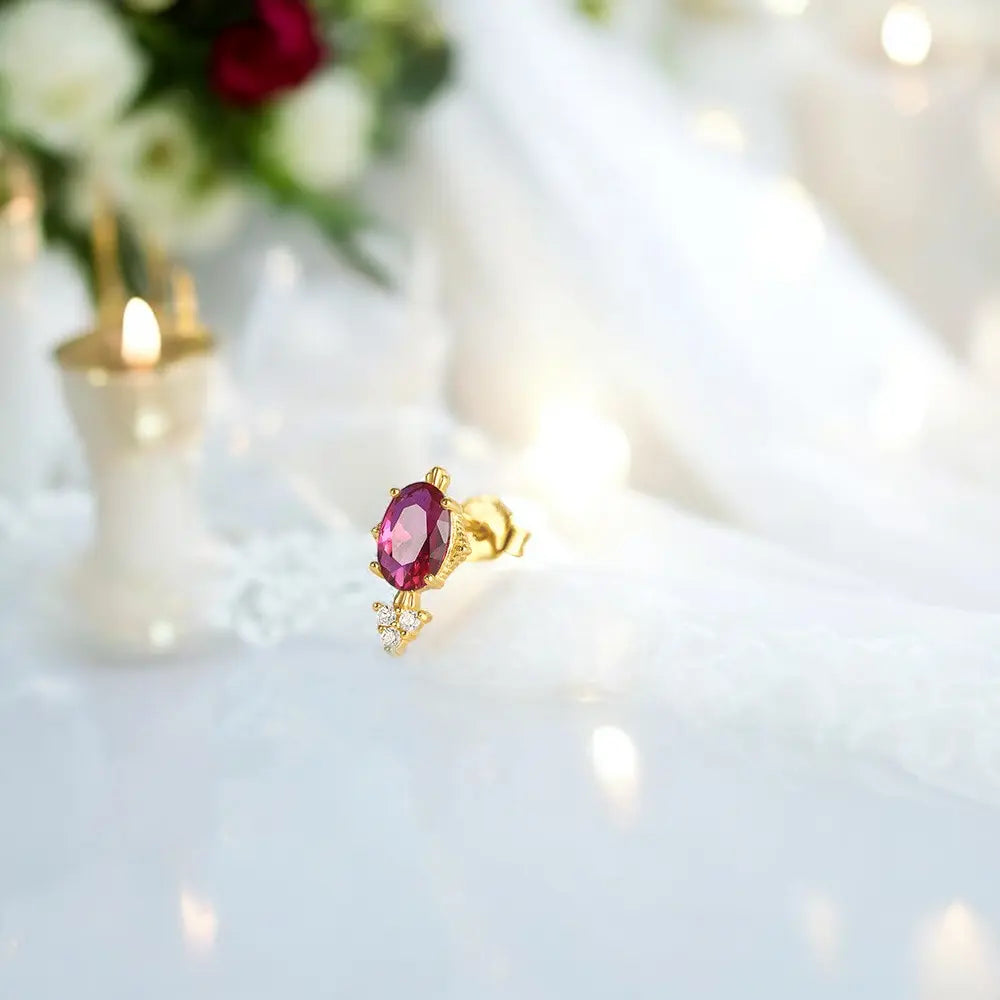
[376,482,451,591]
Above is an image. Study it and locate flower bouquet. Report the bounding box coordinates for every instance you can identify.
[0,0,451,285]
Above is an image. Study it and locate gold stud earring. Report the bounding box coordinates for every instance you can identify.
[369,466,530,655]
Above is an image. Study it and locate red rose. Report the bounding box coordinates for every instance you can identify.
[211,0,325,107]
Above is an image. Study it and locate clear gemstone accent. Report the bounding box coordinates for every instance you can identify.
[375,605,396,628]
[398,610,421,633]
[380,628,401,652]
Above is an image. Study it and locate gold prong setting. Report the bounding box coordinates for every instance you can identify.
[425,466,451,492]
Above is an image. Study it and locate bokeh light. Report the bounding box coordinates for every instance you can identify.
[881,3,933,68]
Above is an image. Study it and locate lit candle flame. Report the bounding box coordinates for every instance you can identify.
[882,3,933,67]
[121,296,161,368]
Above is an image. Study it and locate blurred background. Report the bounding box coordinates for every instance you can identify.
[3,2,1000,997]
[621,0,1000,361]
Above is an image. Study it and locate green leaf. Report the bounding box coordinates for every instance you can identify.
[254,154,391,286]
[392,35,453,105]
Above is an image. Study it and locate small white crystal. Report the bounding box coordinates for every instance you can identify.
[375,605,395,628]
[398,610,421,633]
[380,628,401,652]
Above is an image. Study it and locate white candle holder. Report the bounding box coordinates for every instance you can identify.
[56,335,220,651]
[53,218,223,653]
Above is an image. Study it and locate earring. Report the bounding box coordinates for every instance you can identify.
[370,466,530,655]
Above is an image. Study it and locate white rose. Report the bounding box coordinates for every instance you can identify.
[0,0,144,153]
[94,103,199,218]
[267,70,375,192]
[79,103,245,252]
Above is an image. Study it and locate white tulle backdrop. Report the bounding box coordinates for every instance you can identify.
[7,6,1000,997]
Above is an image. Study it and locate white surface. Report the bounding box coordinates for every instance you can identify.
[2,624,1000,999]
[3,483,1000,998]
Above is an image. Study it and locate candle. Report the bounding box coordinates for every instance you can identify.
[121,297,161,368]
[54,211,219,652]
[0,152,88,501]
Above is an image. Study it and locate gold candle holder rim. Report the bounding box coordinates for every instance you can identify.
[54,325,216,375]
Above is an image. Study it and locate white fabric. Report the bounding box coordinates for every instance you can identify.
[267,0,1000,802]
[409,0,1000,611]
[7,479,1000,807]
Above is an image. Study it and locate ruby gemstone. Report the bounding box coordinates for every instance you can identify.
[376,482,451,591]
